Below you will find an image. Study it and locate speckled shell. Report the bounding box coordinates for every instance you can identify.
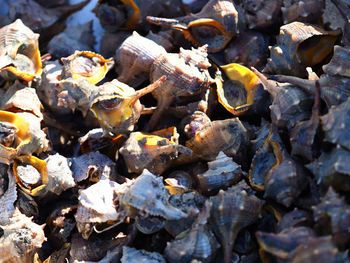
[121,246,166,263]
[282,0,325,24]
[256,226,317,261]
[75,179,125,239]
[197,151,242,194]
[89,77,165,135]
[119,129,192,174]
[185,117,250,164]
[209,182,264,263]
[312,187,350,249]
[264,22,340,77]
[118,170,187,221]
[164,201,220,263]
[115,31,167,87]
[243,0,282,30]
[0,19,41,81]
[147,0,239,52]
[0,209,46,263]
[306,145,350,191]
[61,51,114,85]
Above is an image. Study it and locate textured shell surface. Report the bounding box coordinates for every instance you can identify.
[322,45,350,78]
[119,169,187,221]
[0,169,17,226]
[121,246,166,263]
[281,0,325,24]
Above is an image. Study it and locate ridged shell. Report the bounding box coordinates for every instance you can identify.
[0,19,41,81]
[119,170,187,221]
[121,246,166,263]
[197,151,242,194]
[209,182,264,263]
[115,31,167,87]
[281,0,325,24]
[164,201,220,263]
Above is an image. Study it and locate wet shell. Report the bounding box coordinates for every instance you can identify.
[312,187,350,249]
[209,182,264,263]
[119,128,193,174]
[115,31,167,87]
[164,201,220,263]
[197,151,242,194]
[121,246,166,263]
[264,21,341,77]
[0,19,41,81]
[61,51,114,85]
[282,0,325,24]
[118,170,187,222]
[306,145,350,191]
[147,0,239,52]
[89,77,166,135]
[75,179,125,239]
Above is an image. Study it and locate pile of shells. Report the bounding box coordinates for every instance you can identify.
[0,0,350,262]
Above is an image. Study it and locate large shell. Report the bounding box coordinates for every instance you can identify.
[148,46,213,130]
[147,0,239,52]
[306,145,350,191]
[61,51,114,85]
[89,77,166,135]
[121,246,166,263]
[0,19,41,81]
[115,31,167,87]
[209,182,264,263]
[312,187,350,249]
[197,151,243,194]
[264,21,341,77]
[164,201,220,263]
[119,127,192,174]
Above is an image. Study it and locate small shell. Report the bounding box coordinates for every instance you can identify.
[164,201,220,263]
[121,246,166,263]
[89,77,166,135]
[312,187,350,249]
[264,22,341,77]
[322,45,350,78]
[147,0,239,52]
[306,145,350,191]
[0,19,41,81]
[75,179,125,239]
[277,208,313,232]
[243,0,283,30]
[119,170,187,222]
[119,128,192,174]
[209,182,264,263]
[197,151,242,194]
[115,31,167,87]
[282,0,325,24]
[61,51,114,85]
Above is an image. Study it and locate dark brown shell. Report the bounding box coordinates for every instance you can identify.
[281,0,325,24]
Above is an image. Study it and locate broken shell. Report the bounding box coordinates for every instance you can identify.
[147,0,239,52]
[216,63,262,115]
[0,19,41,81]
[197,151,242,194]
[264,21,341,77]
[61,51,114,85]
[89,76,166,135]
[115,31,167,87]
[282,0,325,24]
[119,127,192,174]
[148,46,213,130]
[243,0,282,30]
[164,201,220,263]
[209,182,264,263]
[75,179,125,239]
[121,246,166,263]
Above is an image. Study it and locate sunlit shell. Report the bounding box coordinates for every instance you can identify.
[0,168,17,225]
[164,201,220,263]
[89,76,166,135]
[119,128,192,174]
[197,151,242,194]
[0,19,41,81]
[147,0,239,52]
[61,51,114,85]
